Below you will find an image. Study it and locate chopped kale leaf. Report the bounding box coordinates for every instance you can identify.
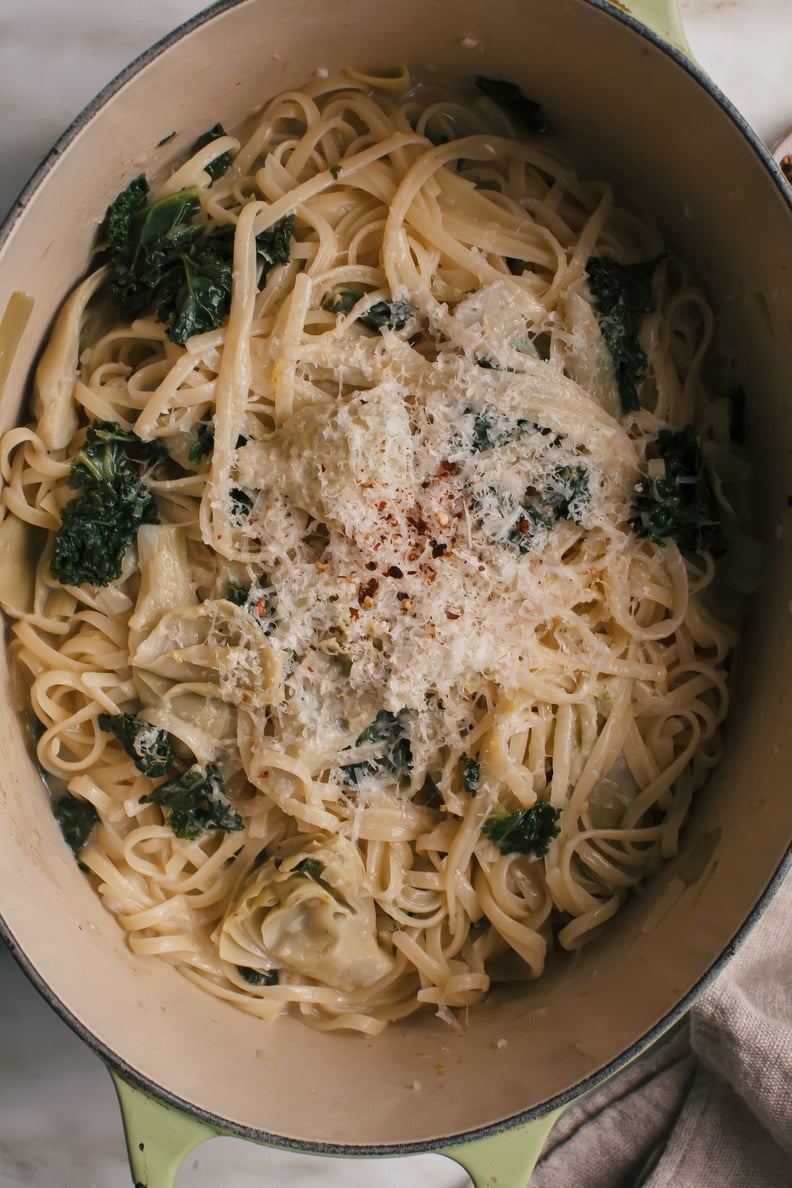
[98,711,175,777]
[238,966,279,986]
[340,709,413,787]
[475,356,519,373]
[292,858,323,876]
[630,425,725,556]
[506,501,555,553]
[482,801,561,856]
[188,414,215,465]
[157,225,234,346]
[79,420,169,467]
[469,411,530,452]
[256,214,295,271]
[53,793,99,857]
[413,772,443,807]
[461,755,480,794]
[104,176,234,345]
[475,76,548,134]
[51,422,159,588]
[359,299,416,332]
[230,487,254,522]
[586,254,661,414]
[544,463,590,524]
[227,580,250,606]
[141,763,243,839]
[192,122,234,179]
[467,409,561,453]
[322,290,415,332]
[323,288,359,315]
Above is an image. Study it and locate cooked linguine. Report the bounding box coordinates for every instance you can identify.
[0,69,751,1034]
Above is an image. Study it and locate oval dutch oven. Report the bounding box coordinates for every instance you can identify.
[0,1,791,1184]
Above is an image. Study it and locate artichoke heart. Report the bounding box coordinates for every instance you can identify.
[131,599,282,709]
[216,834,394,992]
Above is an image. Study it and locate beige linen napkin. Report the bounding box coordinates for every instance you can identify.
[531,867,792,1187]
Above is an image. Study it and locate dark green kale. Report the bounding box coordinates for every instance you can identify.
[192,123,234,179]
[157,224,235,346]
[630,425,725,556]
[359,298,416,332]
[292,857,323,876]
[51,422,159,588]
[53,793,99,857]
[230,487,254,523]
[104,176,233,345]
[482,801,561,856]
[586,254,661,414]
[188,414,215,465]
[461,755,480,794]
[475,356,519,373]
[322,290,415,332]
[544,463,590,524]
[97,712,175,778]
[238,966,280,986]
[323,289,359,315]
[340,709,413,787]
[413,772,443,807]
[473,461,590,555]
[475,76,548,134]
[506,501,555,553]
[227,580,250,606]
[225,580,275,630]
[79,420,169,466]
[467,410,562,453]
[469,411,529,452]
[141,763,243,839]
[256,214,295,271]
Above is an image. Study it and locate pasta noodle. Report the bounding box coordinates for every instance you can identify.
[0,68,752,1035]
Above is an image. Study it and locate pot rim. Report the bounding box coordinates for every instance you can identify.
[3,848,790,1155]
[1,0,792,1155]
[1,0,791,250]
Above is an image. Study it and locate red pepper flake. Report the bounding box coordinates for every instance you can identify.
[256,597,268,617]
[446,610,461,620]
[349,606,360,620]
[358,577,379,605]
[438,460,460,477]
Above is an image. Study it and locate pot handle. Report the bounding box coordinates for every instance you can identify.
[438,1109,565,1187]
[111,1070,223,1188]
[111,1066,566,1188]
[605,0,692,57]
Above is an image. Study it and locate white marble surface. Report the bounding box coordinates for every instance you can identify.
[1,2,791,1186]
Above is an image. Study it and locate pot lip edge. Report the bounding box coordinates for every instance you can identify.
[1,0,791,258]
[3,840,791,1154]
[2,0,792,1155]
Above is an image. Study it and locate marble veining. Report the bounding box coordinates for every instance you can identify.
[0,2,790,1186]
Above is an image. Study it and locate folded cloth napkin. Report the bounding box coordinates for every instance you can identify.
[531,867,792,1187]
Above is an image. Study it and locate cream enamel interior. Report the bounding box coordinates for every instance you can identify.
[0,0,791,1151]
